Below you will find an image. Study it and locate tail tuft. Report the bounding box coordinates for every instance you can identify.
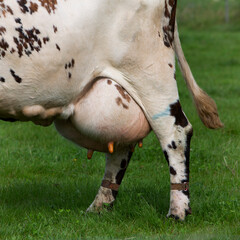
[174,21,223,129]
[193,89,223,129]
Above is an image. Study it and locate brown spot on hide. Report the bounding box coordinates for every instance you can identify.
[170,101,188,127]
[15,18,22,24]
[115,97,129,109]
[0,38,9,58]
[0,2,14,17]
[13,24,44,57]
[10,69,22,83]
[184,128,193,182]
[29,2,38,14]
[164,151,169,165]
[38,0,58,14]
[71,59,75,67]
[56,43,60,51]
[164,0,171,18]
[0,38,9,50]
[53,25,58,33]
[172,141,177,149]
[169,0,177,37]
[162,0,177,48]
[64,59,74,80]
[15,0,57,15]
[169,0,175,7]
[116,97,121,106]
[168,63,173,68]
[10,47,16,53]
[122,103,128,109]
[7,5,14,15]
[13,37,23,57]
[107,79,112,85]
[115,152,132,185]
[43,37,49,44]
[65,59,75,69]
[163,29,171,47]
[115,84,131,103]
[170,166,177,175]
[17,0,29,13]
[0,26,6,36]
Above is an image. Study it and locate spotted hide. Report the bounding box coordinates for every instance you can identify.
[0,0,223,220]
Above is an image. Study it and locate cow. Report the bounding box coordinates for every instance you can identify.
[0,0,223,220]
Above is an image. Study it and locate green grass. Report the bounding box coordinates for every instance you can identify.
[1,3,240,240]
[177,0,240,29]
[1,120,239,239]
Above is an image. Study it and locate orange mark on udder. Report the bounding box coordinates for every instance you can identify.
[87,149,94,159]
[108,142,114,154]
[138,140,143,148]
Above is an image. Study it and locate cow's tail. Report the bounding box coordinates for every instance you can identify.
[173,22,223,129]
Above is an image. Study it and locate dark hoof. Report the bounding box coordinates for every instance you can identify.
[185,207,192,216]
[103,202,114,211]
[167,214,180,220]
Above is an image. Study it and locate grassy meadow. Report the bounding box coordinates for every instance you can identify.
[0,1,240,239]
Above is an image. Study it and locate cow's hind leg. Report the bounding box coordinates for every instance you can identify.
[154,101,193,220]
[87,147,133,212]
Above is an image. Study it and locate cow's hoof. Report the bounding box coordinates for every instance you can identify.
[167,213,180,220]
[185,207,192,216]
[167,207,192,221]
[86,202,113,213]
[86,203,99,213]
[102,202,114,211]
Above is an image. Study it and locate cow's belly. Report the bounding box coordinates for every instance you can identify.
[55,79,151,152]
[0,0,163,123]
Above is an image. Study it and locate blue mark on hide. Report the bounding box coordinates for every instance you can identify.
[152,106,170,120]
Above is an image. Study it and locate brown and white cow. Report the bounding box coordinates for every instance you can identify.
[0,0,222,220]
